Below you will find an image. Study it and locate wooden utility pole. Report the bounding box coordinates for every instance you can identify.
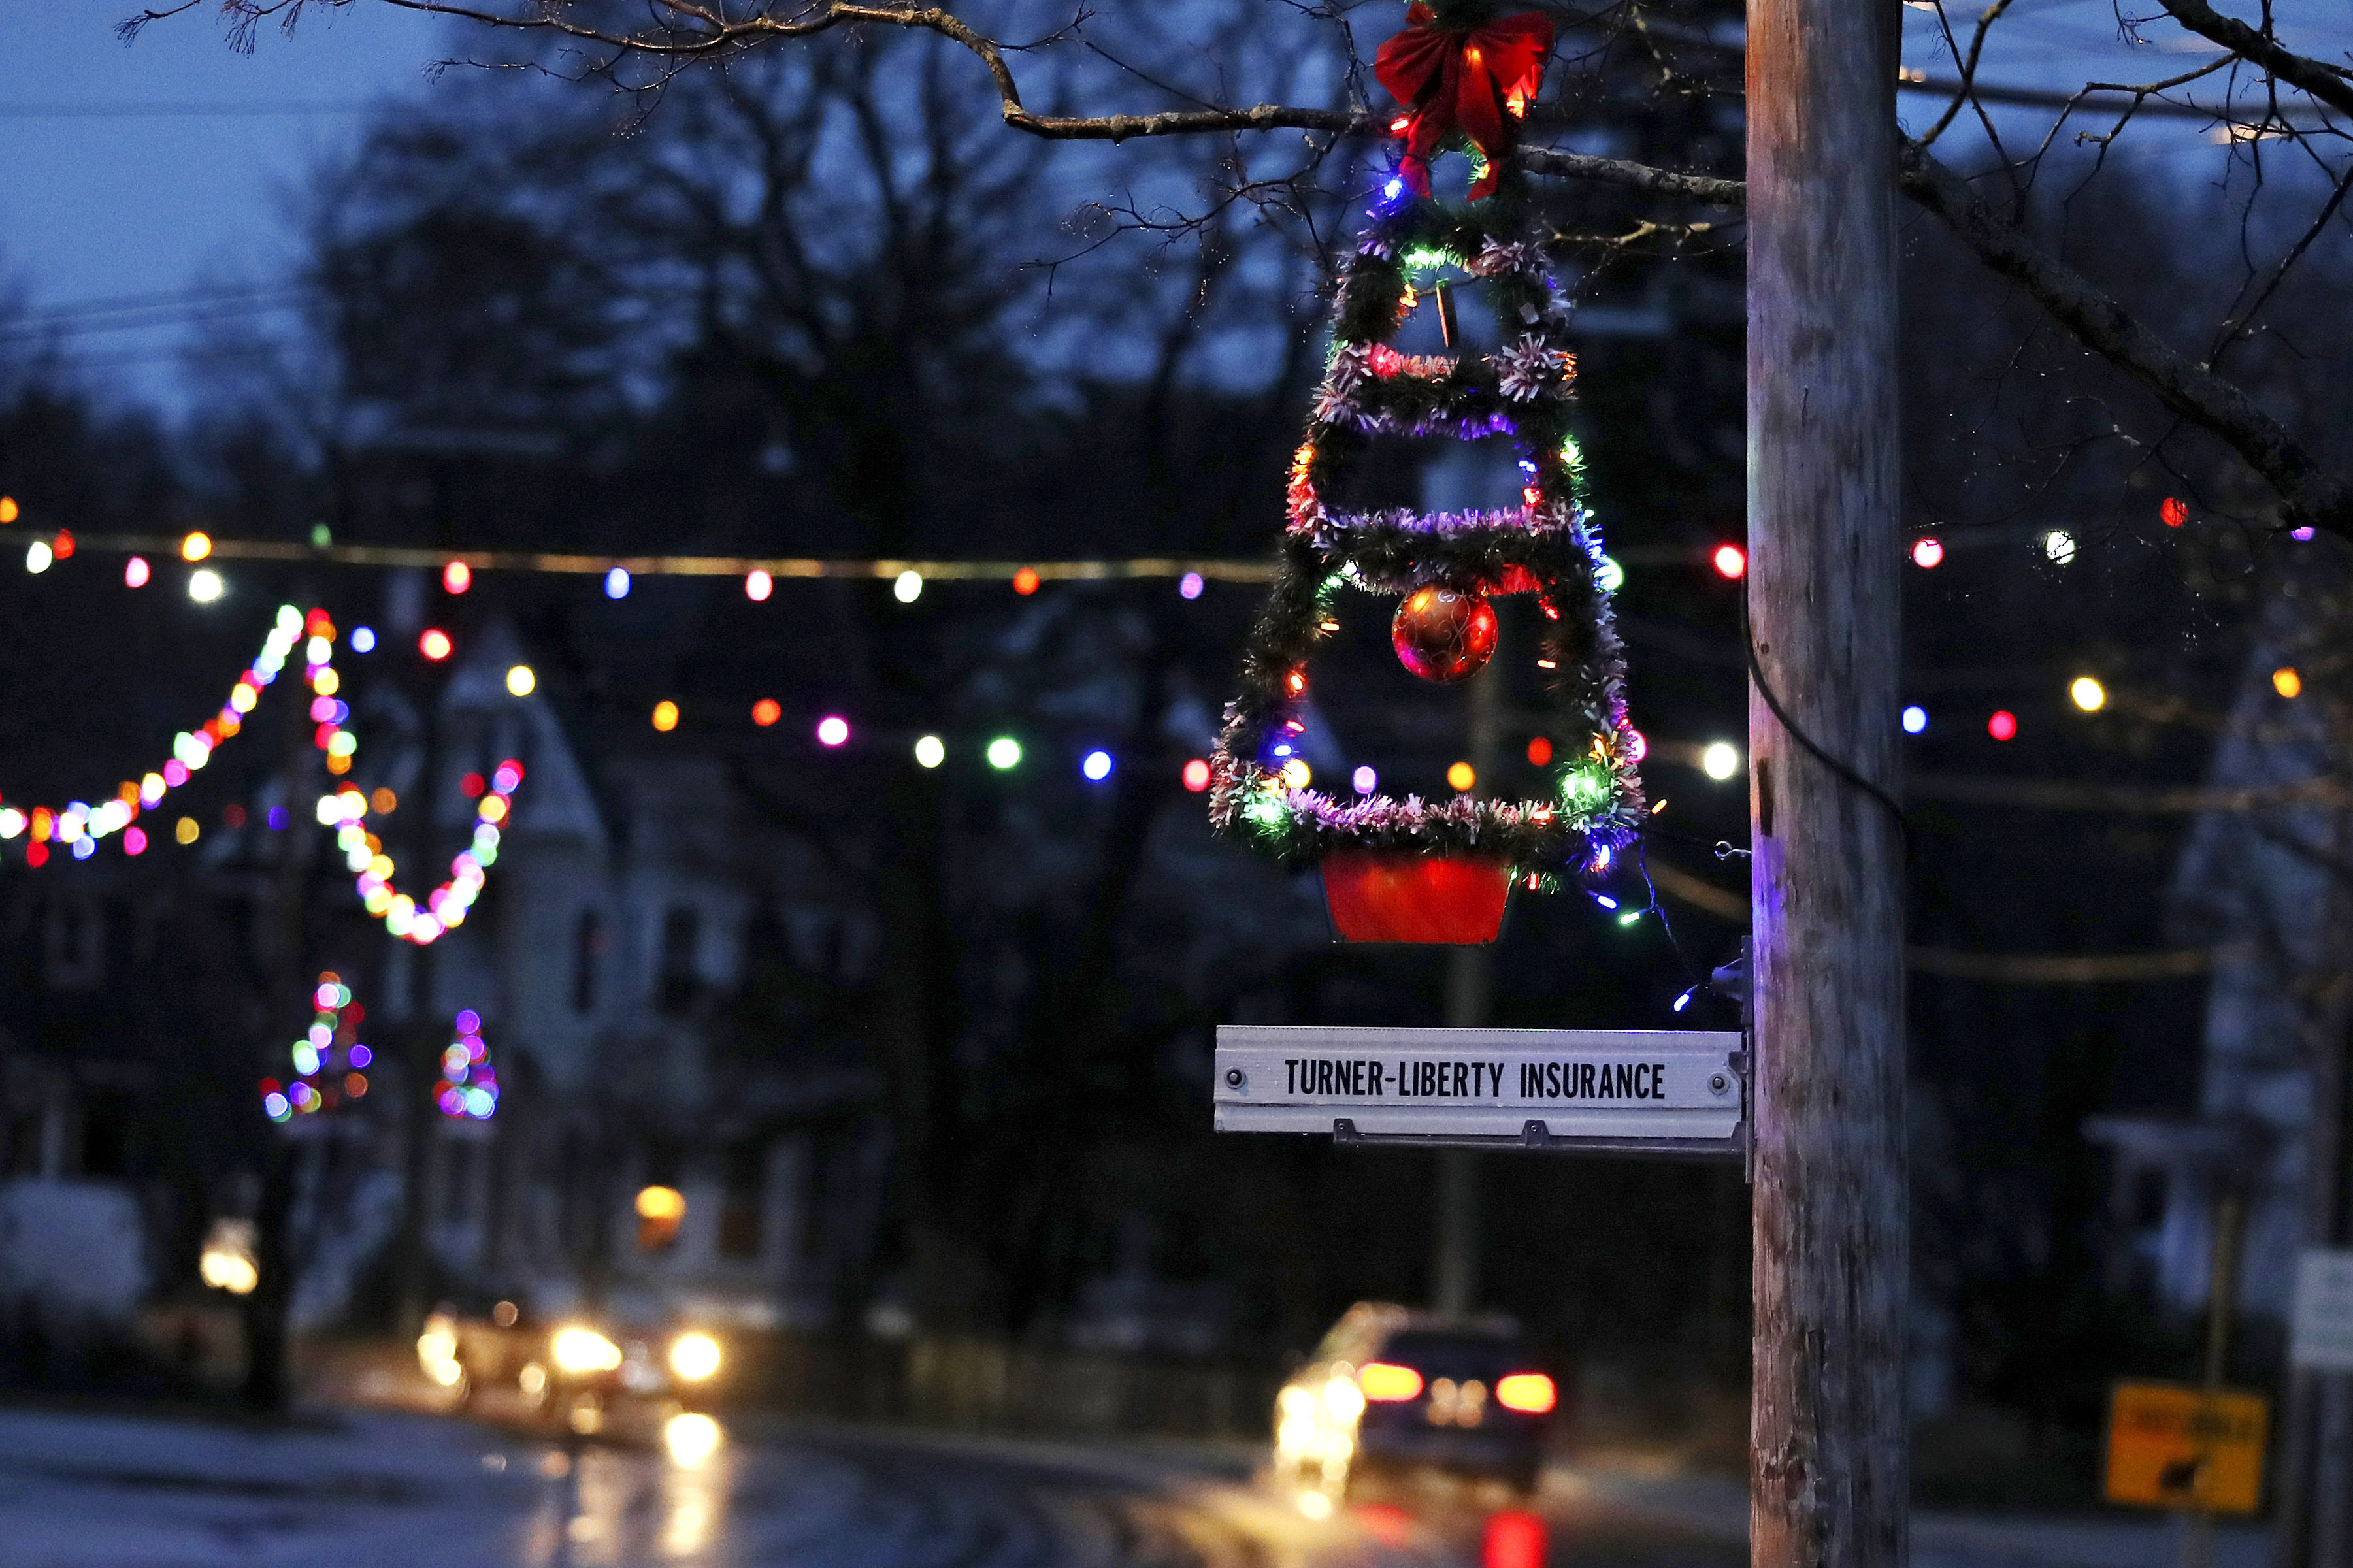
[1746,0,1909,1558]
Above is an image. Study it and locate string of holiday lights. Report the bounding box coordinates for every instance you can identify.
[0,599,525,949]
[315,759,521,945]
[0,606,312,865]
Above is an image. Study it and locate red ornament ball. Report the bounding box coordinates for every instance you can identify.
[1392,586,1498,683]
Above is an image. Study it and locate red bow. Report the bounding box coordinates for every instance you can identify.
[1375,3,1555,200]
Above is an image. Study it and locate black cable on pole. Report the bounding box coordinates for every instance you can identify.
[1741,587,1917,863]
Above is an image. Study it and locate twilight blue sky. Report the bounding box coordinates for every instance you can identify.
[0,1,445,407]
[4,0,2348,414]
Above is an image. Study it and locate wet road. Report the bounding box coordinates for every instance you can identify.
[0,1404,1489,1568]
[1,1400,2232,1568]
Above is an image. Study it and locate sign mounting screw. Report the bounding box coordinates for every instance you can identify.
[1225,1068,1246,1089]
[1710,1073,1730,1093]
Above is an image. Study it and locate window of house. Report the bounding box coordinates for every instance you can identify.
[572,909,602,1014]
[79,1093,133,1178]
[658,907,699,1014]
[44,898,103,990]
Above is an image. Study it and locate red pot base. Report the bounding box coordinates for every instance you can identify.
[1321,852,1514,944]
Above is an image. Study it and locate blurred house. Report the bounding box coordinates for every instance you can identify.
[2089,572,2349,1326]
[319,618,892,1331]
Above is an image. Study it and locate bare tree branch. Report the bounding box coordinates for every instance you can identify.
[1898,134,2353,536]
[2154,0,2353,120]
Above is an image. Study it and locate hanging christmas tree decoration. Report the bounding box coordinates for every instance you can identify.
[260,971,373,1122]
[1209,1,1645,944]
[436,1007,499,1120]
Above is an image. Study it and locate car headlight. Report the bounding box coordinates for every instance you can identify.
[552,1326,623,1374]
[669,1332,722,1381]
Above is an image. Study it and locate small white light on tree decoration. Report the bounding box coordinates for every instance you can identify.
[1702,743,1741,781]
[894,570,923,603]
[189,569,224,602]
[2042,529,2077,565]
[914,734,945,768]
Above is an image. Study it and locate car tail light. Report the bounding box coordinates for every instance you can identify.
[1495,1372,1556,1414]
[1358,1362,1424,1401]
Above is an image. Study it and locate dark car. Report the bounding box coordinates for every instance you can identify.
[1274,1302,1559,1501]
[418,1296,726,1435]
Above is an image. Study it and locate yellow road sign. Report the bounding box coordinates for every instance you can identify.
[2103,1380,2268,1514]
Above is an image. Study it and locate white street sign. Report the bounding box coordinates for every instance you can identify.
[2292,1249,2353,1371]
[1213,1024,1745,1156]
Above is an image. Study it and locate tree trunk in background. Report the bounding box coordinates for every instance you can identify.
[1745,0,1909,1557]
[244,610,326,1412]
[242,1137,295,1409]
